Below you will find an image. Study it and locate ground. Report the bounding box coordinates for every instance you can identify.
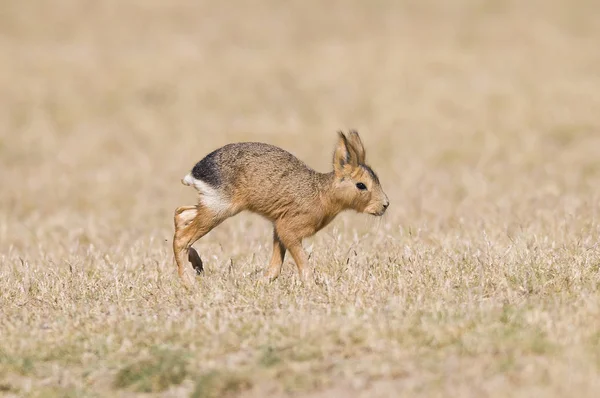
[1,0,600,397]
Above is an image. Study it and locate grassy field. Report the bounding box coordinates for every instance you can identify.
[1,0,600,396]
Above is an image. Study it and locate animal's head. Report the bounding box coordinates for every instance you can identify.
[332,130,389,216]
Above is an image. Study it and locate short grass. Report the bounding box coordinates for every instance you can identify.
[1,0,600,396]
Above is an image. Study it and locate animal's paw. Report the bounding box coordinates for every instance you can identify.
[188,247,203,275]
[299,269,314,284]
[263,270,280,282]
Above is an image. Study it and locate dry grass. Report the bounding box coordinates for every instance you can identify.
[1,0,600,396]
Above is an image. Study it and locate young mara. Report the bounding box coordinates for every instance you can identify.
[173,130,389,282]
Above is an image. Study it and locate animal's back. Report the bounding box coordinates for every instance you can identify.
[184,143,322,219]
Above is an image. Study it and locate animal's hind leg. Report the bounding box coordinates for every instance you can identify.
[173,205,224,278]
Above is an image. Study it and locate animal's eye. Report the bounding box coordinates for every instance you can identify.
[356,182,367,191]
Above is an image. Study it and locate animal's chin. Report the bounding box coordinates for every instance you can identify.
[368,210,386,217]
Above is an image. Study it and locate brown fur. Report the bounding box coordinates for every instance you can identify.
[173,130,389,282]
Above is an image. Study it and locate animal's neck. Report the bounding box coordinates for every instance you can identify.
[316,171,347,218]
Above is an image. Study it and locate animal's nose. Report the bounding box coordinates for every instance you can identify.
[383,201,389,210]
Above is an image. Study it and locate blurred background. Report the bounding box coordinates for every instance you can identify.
[1,0,599,258]
[2,1,600,395]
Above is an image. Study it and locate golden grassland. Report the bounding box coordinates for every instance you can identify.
[1,0,600,396]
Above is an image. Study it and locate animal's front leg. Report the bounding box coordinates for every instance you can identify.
[275,221,313,282]
[265,228,286,281]
[287,241,312,282]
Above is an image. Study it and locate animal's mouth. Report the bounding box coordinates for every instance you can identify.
[369,210,387,217]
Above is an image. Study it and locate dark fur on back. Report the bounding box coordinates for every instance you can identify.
[191,149,222,188]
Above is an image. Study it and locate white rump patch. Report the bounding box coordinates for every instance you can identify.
[182,173,230,214]
[182,173,195,186]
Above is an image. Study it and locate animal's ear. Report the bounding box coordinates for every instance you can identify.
[333,131,358,175]
[346,130,366,164]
